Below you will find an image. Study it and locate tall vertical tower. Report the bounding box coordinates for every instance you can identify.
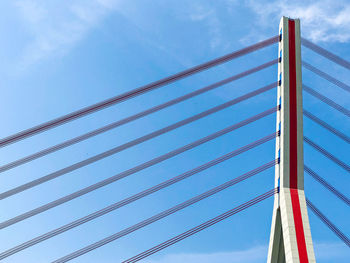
[267,17,316,263]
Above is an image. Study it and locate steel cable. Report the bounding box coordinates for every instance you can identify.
[0,83,276,200]
[303,85,350,118]
[303,110,350,144]
[0,59,278,173]
[0,36,278,148]
[301,38,350,71]
[302,61,350,93]
[304,136,350,173]
[51,170,278,263]
[305,165,350,206]
[122,188,278,263]
[0,107,278,229]
[306,199,350,248]
[0,135,278,260]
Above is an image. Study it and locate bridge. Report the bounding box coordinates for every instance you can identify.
[0,17,349,262]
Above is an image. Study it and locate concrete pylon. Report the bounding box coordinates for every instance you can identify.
[267,17,316,263]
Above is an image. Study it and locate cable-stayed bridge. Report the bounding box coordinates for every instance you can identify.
[0,17,349,262]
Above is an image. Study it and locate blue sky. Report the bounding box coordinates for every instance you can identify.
[0,0,349,262]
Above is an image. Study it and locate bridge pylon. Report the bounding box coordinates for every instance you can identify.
[267,17,316,263]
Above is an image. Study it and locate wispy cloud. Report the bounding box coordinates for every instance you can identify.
[187,3,225,49]
[13,0,122,70]
[9,0,350,73]
[246,0,350,43]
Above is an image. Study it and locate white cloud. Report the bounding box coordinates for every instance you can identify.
[9,0,350,73]
[187,3,225,49]
[246,0,350,43]
[13,0,122,69]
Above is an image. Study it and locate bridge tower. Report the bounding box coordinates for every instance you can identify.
[267,17,316,263]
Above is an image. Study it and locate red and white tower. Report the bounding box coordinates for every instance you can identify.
[267,17,316,263]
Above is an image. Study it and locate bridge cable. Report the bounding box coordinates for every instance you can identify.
[122,188,279,263]
[302,61,350,93]
[301,38,350,71]
[0,60,278,173]
[0,83,276,200]
[0,36,278,148]
[303,110,350,144]
[306,199,350,248]
[0,107,278,229]
[303,85,350,118]
[304,165,350,206]
[51,179,278,263]
[304,136,350,173]
[0,135,279,260]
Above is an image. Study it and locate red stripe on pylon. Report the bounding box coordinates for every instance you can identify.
[288,19,298,189]
[290,189,309,262]
[288,19,309,262]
